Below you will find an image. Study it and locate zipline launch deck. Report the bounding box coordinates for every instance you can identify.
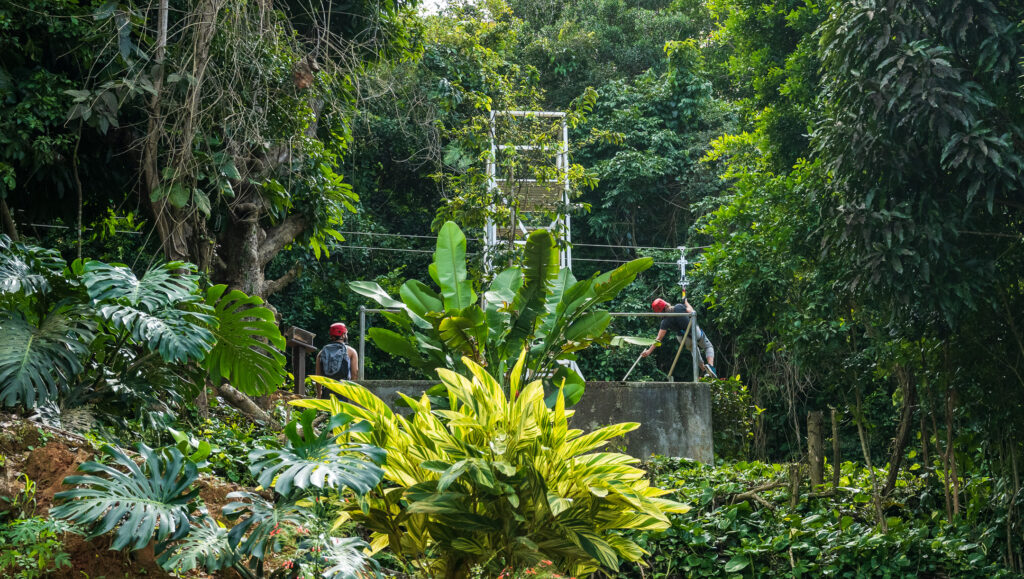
[346,380,713,463]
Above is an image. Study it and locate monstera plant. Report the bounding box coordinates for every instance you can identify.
[0,234,285,425]
[352,221,652,400]
[53,410,385,579]
[298,353,689,578]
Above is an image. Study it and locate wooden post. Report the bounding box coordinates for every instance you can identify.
[788,463,800,508]
[284,326,317,397]
[808,411,824,488]
[831,407,841,491]
[294,347,307,396]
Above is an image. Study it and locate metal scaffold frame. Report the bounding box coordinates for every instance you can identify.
[484,110,572,273]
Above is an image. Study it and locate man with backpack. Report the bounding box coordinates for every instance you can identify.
[640,297,716,377]
[315,322,359,398]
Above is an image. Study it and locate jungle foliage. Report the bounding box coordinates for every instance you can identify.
[2,0,1024,576]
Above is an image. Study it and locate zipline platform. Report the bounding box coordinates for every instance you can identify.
[346,380,713,463]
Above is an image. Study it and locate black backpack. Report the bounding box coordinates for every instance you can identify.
[320,342,350,380]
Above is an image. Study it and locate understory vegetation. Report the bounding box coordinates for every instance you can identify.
[1,0,1022,577]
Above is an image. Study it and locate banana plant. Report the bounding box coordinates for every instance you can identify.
[352,221,652,400]
[297,352,689,578]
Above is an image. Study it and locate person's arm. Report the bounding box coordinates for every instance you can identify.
[348,346,359,380]
[683,298,695,314]
[641,328,668,357]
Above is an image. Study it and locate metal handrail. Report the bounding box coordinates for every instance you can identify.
[358,306,700,382]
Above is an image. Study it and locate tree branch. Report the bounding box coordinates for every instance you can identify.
[216,383,281,430]
[259,214,307,266]
[264,263,304,297]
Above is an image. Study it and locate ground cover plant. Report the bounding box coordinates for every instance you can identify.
[618,457,1016,578]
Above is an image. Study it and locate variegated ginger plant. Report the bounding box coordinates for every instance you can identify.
[295,350,689,578]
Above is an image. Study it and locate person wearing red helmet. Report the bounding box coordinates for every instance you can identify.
[640,297,715,376]
[315,322,359,398]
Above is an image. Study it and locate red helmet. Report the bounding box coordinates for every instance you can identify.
[651,298,670,313]
[329,323,347,338]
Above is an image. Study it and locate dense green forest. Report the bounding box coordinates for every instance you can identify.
[1,0,1023,577]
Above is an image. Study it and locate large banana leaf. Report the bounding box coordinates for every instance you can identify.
[0,309,94,408]
[536,268,577,340]
[432,221,475,310]
[203,285,286,396]
[504,230,559,354]
[483,269,522,358]
[52,444,199,551]
[367,327,436,372]
[98,303,215,364]
[247,409,384,496]
[437,305,487,361]
[591,257,653,304]
[0,235,65,296]
[564,311,612,343]
[83,261,198,312]
[351,280,431,329]
[400,279,444,318]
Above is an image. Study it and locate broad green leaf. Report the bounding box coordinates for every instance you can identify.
[433,221,475,310]
[367,327,434,372]
[156,516,235,573]
[400,279,444,318]
[52,444,198,551]
[437,306,488,359]
[248,410,384,496]
[203,285,286,395]
[0,309,94,408]
[84,261,198,312]
[505,229,559,351]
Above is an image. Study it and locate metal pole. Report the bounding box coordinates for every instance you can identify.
[358,305,366,379]
[692,313,699,382]
[667,316,693,382]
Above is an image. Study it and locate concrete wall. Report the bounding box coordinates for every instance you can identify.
[354,380,713,463]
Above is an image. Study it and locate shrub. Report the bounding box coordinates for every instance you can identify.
[297,351,689,578]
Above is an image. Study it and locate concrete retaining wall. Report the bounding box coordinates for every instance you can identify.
[353,380,713,463]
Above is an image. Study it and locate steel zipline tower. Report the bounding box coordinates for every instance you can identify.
[483,110,572,273]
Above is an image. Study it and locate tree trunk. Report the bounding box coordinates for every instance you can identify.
[855,388,888,532]
[216,383,280,429]
[946,388,960,517]
[883,366,918,496]
[920,407,930,471]
[808,411,824,488]
[788,463,800,508]
[831,406,841,491]
[932,410,953,521]
[198,379,211,420]
[0,197,18,241]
